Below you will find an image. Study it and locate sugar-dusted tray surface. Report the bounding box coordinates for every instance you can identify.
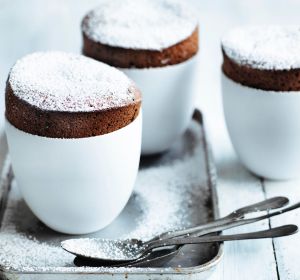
[0,116,219,274]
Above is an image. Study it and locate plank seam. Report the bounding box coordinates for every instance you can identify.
[261,178,280,280]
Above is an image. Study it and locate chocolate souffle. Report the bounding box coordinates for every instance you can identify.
[6,51,141,138]
[222,26,300,91]
[81,0,198,68]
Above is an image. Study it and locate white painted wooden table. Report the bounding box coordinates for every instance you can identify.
[0,1,299,279]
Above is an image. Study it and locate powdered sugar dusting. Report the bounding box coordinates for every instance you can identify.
[222,25,300,70]
[123,156,203,241]
[0,120,212,273]
[9,51,135,112]
[0,183,74,270]
[82,0,197,50]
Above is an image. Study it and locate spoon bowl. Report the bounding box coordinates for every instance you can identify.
[73,247,178,267]
[62,238,145,262]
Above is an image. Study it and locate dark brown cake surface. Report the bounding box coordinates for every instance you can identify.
[222,26,300,91]
[5,51,141,138]
[82,0,198,68]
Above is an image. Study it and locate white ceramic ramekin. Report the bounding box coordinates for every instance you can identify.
[5,113,142,234]
[123,57,197,155]
[222,74,300,180]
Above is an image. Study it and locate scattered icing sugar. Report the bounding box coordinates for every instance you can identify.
[0,121,211,273]
[222,25,300,70]
[0,233,73,270]
[0,183,74,270]
[9,51,135,112]
[82,0,198,51]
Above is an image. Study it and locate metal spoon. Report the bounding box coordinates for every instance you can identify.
[140,200,300,268]
[73,199,300,268]
[62,224,297,262]
[61,197,289,263]
[132,201,300,267]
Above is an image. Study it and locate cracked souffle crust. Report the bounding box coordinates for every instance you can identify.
[5,51,141,138]
[81,0,199,68]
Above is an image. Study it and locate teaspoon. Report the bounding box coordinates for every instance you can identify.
[62,224,297,262]
[61,196,289,263]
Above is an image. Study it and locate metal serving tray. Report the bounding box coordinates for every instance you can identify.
[0,109,223,280]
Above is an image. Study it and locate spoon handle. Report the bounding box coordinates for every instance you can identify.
[152,196,289,242]
[226,196,289,219]
[186,201,300,238]
[147,200,300,245]
[146,224,298,251]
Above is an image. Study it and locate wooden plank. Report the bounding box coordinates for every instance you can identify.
[264,180,300,280]
[208,141,278,280]
[190,0,279,278]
